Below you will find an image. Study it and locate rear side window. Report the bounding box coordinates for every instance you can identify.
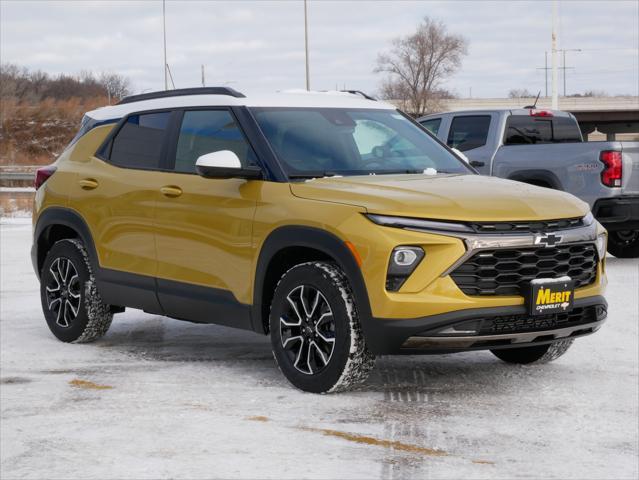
[552,116,582,142]
[420,118,442,135]
[109,112,171,169]
[174,110,255,173]
[505,115,582,144]
[447,116,491,152]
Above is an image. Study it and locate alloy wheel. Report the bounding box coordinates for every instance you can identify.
[279,285,336,375]
[45,257,81,328]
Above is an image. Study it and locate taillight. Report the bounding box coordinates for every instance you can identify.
[529,109,554,117]
[34,166,57,190]
[600,150,622,187]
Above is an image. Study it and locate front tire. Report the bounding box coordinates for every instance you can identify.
[269,262,375,393]
[491,339,574,364]
[607,230,639,258]
[40,239,113,343]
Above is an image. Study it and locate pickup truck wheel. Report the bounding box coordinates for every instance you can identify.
[491,339,573,364]
[269,261,375,393]
[607,230,639,258]
[40,239,113,343]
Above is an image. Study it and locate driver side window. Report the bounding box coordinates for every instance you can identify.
[173,109,255,173]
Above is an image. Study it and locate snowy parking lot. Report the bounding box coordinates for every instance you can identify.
[1,218,637,480]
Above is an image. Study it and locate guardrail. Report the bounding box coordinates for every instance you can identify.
[0,172,34,181]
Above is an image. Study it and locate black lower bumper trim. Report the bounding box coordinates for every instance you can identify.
[365,295,607,354]
[593,196,639,231]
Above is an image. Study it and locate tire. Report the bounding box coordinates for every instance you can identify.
[269,261,375,393]
[607,230,639,258]
[491,339,574,365]
[40,239,113,343]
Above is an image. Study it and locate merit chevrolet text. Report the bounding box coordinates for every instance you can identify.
[32,88,608,392]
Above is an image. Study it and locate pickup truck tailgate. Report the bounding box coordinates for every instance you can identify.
[622,142,639,195]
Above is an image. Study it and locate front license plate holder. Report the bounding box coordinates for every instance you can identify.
[528,277,575,316]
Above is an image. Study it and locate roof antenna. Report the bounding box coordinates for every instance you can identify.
[524,91,541,109]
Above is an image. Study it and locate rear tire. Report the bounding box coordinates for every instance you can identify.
[40,239,113,343]
[607,230,639,258]
[269,261,375,393]
[491,339,574,364]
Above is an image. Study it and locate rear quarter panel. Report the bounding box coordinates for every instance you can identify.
[491,142,631,207]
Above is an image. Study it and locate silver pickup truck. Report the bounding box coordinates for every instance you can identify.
[418,108,639,257]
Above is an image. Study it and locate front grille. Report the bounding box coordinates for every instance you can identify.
[470,217,583,233]
[477,305,604,335]
[451,243,598,296]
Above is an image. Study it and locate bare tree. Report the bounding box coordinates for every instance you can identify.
[375,17,467,116]
[508,88,535,99]
[98,72,131,102]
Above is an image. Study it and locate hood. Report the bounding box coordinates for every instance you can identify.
[290,174,589,222]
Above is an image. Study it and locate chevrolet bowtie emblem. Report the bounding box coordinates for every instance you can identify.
[534,233,562,247]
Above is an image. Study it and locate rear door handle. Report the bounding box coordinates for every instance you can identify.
[79,178,99,190]
[160,186,183,198]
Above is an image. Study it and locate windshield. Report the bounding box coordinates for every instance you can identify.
[250,107,472,178]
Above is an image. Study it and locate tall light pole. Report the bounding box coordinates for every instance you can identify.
[304,0,310,91]
[551,0,558,109]
[163,0,168,91]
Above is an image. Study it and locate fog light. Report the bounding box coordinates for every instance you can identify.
[596,233,607,259]
[393,248,418,266]
[386,246,424,291]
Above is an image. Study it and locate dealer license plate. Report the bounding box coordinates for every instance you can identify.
[528,277,575,316]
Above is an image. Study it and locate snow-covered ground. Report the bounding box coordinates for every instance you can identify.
[1,218,638,479]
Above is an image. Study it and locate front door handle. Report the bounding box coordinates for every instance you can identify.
[470,160,485,168]
[79,178,99,190]
[160,186,183,198]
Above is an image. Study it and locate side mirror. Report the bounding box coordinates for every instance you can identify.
[195,150,262,179]
[451,148,470,163]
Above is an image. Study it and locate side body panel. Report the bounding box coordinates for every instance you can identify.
[153,173,260,328]
[491,141,637,208]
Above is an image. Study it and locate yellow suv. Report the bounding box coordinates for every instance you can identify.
[32,88,608,392]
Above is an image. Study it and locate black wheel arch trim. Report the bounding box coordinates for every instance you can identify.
[32,207,101,278]
[251,226,373,337]
[507,170,563,190]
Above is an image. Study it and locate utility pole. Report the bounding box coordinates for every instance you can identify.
[551,0,558,109]
[537,51,550,97]
[559,49,580,96]
[304,0,310,91]
[201,65,205,87]
[163,0,168,91]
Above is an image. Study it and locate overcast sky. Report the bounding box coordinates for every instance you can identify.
[1,0,637,98]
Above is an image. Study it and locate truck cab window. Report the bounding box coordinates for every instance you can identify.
[447,115,491,152]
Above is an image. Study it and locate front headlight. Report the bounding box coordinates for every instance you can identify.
[582,212,595,226]
[366,214,474,233]
[596,232,607,259]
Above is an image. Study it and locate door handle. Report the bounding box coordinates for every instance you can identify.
[79,178,99,190]
[470,160,485,168]
[160,186,183,198]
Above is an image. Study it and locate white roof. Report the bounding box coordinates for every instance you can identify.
[86,90,395,121]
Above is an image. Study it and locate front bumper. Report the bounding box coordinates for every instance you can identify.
[365,295,607,354]
[592,196,639,231]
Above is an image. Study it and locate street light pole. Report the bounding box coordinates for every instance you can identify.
[551,0,558,109]
[163,0,168,91]
[304,0,310,91]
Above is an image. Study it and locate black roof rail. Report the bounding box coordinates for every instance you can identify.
[341,90,377,101]
[117,87,246,105]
